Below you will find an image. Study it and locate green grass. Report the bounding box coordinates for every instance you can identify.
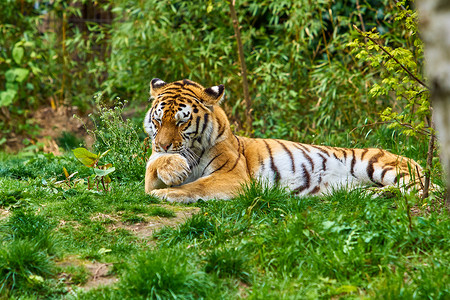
[0,128,448,299]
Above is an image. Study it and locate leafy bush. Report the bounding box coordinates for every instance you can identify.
[83,98,149,182]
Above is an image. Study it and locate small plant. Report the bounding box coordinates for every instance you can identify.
[72,147,115,192]
[78,97,150,182]
[54,167,81,189]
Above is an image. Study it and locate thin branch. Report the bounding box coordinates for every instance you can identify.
[392,0,412,18]
[229,0,253,136]
[422,123,435,199]
[353,25,429,90]
[355,0,366,32]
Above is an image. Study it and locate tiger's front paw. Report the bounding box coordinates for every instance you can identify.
[150,188,196,203]
[157,155,190,186]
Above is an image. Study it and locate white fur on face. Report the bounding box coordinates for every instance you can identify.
[175,105,192,124]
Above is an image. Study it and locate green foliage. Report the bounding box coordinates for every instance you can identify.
[83,98,150,182]
[0,240,55,295]
[0,1,75,139]
[120,249,215,299]
[205,246,250,283]
[72,147,115,192]
[103,0,394,140]
[2,0,413,146]
[349,1,430,138]
[1,210,56,254]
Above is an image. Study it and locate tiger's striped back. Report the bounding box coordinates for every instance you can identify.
[241,138,422,196]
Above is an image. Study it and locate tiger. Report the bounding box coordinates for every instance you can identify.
[143,78,423,203]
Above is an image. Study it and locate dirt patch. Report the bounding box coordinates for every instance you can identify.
[106,205,200,240]
[4,106,92,153]
[57,205,200,291]
[82,261,118,290]
[57,257,118,291]
[0,208,10,220]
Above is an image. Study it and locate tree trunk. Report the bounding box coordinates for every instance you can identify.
[416,0,450,211]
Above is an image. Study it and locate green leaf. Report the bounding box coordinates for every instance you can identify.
[12,45,24,64]
[98,248,112,255]
[0,90,17,106]
[93,167,115,176]
[4,68,29,83]
[5,69,16,82]
[98,149,111,160]
[72,147,98,167]
[335,285,358,293]
[13,68,29,83]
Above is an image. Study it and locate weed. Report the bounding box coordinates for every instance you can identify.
[72,147,115,192]
[81,98,150,182]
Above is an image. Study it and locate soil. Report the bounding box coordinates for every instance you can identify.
[0,208,10,220]
[58,205,200,291]
[3,106,93,153]
[104,205,200,240]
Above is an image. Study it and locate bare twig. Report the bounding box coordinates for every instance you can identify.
[355,0,366,32]
[422,118,435,199]
[353,25,429,89]
[229,0,253,136]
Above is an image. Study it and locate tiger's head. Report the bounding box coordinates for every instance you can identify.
[144,78,226,156]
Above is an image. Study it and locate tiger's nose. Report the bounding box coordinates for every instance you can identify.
[161,143,172,151]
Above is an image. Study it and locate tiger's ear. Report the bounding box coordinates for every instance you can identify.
[149,78,167,98]
[202,84,225,106]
